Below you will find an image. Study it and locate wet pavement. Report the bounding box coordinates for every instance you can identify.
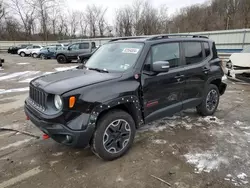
[0,53,250,188]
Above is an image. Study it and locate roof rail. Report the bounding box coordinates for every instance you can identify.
[109,36,148,42]
[147,34,208,40]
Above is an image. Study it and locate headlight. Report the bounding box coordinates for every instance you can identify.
[54,95,63,110]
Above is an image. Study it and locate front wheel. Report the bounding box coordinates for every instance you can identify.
[91,110,136,161]
[20,52,25,57]
[197,84,220,116]
[57,55,67,64]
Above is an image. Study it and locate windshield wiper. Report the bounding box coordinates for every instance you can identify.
[88,67,109,73]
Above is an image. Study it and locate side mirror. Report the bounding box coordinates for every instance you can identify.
[68,46,71,51]
[152,61,170,73]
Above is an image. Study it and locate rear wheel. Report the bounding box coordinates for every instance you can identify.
[91,110,136,161]
[20,52,25,57]
[197,84,220,116]
[40,54,46,60]
[57,55,67,64]
[32,53,37,58]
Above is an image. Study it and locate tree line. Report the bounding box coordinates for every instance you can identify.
[0,0,249,41]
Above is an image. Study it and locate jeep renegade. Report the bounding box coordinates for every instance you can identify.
[25,35,227,160]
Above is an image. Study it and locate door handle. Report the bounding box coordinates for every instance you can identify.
[203,67,210,74]
[174,75,184,79]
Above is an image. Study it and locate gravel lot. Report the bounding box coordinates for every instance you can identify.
[0,53,250,188]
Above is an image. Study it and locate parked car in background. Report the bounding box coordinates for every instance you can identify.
[31,44,65,58]
[18,45,43,57]
[0,58,4,67]
[8,44,31,54]
[226,47,250,81]
[77,46,100,63]
[37,46,66,59]
[56,42,96,63]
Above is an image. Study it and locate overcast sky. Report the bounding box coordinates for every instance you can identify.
[66,0,207,25]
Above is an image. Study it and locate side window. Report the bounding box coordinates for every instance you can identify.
[79,43,90,49]
[69,44,80,50]
[183,42,203,65]
[203,42,211,57]
[152,43,180,69]
[33,46,40,49]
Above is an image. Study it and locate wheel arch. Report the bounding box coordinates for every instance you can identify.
[208,77,227,95]
[90,96,143,129]
[56,53,66,59]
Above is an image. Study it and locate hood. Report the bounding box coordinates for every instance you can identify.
[31,68,122,94]
[230,53,250,68]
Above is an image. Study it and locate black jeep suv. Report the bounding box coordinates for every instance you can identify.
[25,35,227,160]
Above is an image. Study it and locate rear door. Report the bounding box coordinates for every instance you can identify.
[142,42,187,123]
[181,41,210,109]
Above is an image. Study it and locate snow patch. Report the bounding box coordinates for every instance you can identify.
[234,121,244,126]
[49,161,59,167]
[152,139,167,144]
[52,152,63,157]
[199,116,224,125]
[0,87,29,95]
[184,151,228,173]
[17,63,30,65]
[0,71,30,81]
[237,173,247,180]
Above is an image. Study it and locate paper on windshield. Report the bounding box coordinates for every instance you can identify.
[122,48,140,54]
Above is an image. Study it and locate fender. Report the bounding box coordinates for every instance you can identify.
[88,95,144,128]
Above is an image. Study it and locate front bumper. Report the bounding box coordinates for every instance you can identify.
[24,102,95,148]
[226,67,250,81]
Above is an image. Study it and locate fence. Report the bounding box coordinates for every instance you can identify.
[1,28,250,52]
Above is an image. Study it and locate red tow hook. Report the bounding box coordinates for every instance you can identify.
[26,116,30,120]
[43,134,50,140]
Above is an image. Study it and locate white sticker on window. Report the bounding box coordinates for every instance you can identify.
[122,48,140,54]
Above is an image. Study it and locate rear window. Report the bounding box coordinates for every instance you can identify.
[183,42,203,65]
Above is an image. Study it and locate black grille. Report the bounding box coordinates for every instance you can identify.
[29,85,47,110]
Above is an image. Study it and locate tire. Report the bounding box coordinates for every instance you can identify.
[20,52,25,57]
[91,110,136,161]
[32,53,37,58]
[57,55,67,64]
[196,84,220,116]
[40,54,46,60]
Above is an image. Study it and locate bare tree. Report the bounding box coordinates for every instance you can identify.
[79,12,88,37]
[68,10,79,38]
[8,0,36,39]
[97,7,107,37]
[115,6,133,36]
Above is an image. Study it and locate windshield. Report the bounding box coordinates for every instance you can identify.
[241,47,250,53]
[85,42,144,72]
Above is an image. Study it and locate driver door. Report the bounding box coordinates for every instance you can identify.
[141,42,186,123]
[68,43,81,59]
